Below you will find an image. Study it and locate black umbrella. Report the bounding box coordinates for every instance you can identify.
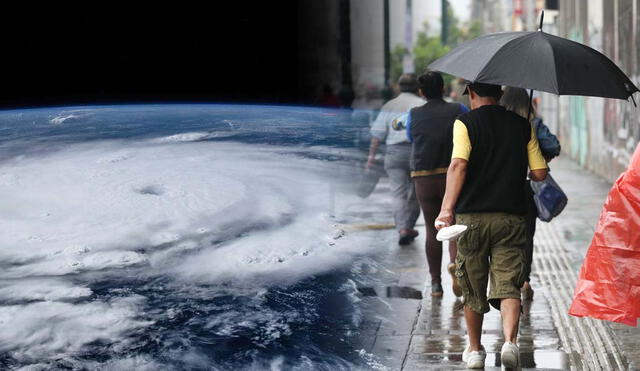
[429,12,638,103]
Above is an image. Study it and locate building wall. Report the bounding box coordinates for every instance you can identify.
[350,0,386,102]
[299,0,438,109]
[551,0,640,181]
[473,0,511,32]
[350,0,412,109]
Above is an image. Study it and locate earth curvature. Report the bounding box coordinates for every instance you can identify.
[0,104,391,370]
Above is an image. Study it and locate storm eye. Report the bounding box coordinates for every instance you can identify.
[134,184,166,196]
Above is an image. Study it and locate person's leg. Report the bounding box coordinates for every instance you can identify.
[465,306,484,351]
[456,213,491,366]
[489,246,525,343]
[384,145,417,236]
[500,298,521,343]
[414,175,444,284]
[427,174,461,296]
[384,166,409,231]
[487,212,527,367]
[448,239,457,263]
[429,175,457,264]
[522,182,537,300]
[405,174,421,230]
[523,182,536,283]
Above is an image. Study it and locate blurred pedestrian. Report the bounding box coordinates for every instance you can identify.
[500,86,561,301]
[435,82,548,369]
[367,73,424,245]
[408,71,469,297]
[449,77,471,107]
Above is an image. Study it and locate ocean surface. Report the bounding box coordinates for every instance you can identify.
[0,104,395,370]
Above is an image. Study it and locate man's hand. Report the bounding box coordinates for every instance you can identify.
[529,168,548,181]
[366,138,381,170]
[435,208,454,230]
[365,155,375,170]
[437,158,467,230]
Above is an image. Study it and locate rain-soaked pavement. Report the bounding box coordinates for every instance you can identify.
[347,156,639,370]
[352,232,568,370]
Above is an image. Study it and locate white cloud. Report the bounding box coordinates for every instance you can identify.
[0,137,374,365]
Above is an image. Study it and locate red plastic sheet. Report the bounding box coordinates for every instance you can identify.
[569,143,640,326]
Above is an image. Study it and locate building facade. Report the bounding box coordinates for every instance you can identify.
[552,0,639,181]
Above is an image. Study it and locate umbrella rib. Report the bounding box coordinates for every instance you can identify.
[545,34,560,94]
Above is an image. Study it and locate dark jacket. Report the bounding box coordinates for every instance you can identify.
[533,117,561,159]
[455,105,531,215]
[408,99,467,177]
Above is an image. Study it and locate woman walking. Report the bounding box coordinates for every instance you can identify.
[500,87,561,300]
[408,71,469,297]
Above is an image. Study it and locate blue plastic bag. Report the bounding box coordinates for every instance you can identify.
[530,173,568,222]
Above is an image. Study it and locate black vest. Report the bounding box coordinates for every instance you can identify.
[409,99,464,176]
[455,105,531,215]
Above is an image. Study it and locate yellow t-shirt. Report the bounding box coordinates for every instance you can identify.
[451,119,547,170]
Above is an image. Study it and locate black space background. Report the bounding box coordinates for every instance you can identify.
[1,3,304,108]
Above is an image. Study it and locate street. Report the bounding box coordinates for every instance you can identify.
[348,155,639,370]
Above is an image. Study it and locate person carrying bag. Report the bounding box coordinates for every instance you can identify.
[500,87,564,302]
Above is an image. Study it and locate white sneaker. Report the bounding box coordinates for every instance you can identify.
[500,342,521,370]
[462,345,486,369]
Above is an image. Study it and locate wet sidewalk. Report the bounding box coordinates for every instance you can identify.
[354,233,567,370]
[349,156,639,370]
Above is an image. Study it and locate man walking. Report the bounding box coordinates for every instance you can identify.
[435,82,548,370]
[408,71,468,297]
[367,74,424,245]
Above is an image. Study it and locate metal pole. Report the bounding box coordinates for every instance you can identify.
[383,0,390,86]
[381,0,393,101]
[527,89,535,122]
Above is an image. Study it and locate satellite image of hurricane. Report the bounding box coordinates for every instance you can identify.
[0,104,400,370]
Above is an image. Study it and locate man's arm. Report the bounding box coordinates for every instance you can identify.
[406,111,413,142]
[435,119,471,229]
[527,124,549,181]
[366,110,388,169]
[436,158,467,228]
[366,137,381,169]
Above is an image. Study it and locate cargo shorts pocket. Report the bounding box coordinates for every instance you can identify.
[456,259,474,298]
[456,257,490,314]
[455,216,480,256]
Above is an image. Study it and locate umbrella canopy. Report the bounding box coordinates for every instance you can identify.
[429,30,638,101]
